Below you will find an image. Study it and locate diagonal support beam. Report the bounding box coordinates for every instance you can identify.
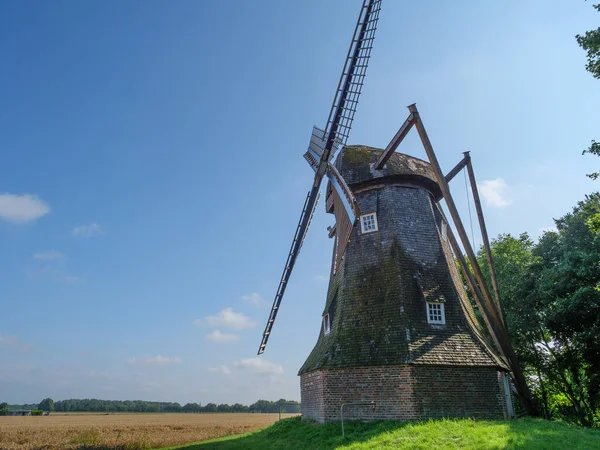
[409,103,536,414]
[445,154,470,183]
[464,153,506,325]
[374,111,415,169]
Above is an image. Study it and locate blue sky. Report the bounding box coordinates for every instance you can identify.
[0,0,598,405]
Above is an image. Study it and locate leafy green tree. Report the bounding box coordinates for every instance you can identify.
[576,4,600,79]
[38,398,54,412]
[577,4,600,179]
[484,195,600,426]
[0,402,9,415]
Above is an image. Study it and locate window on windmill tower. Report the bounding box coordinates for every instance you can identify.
[323,313,331,335]
[360,212,378,234]
[426,302,446,325]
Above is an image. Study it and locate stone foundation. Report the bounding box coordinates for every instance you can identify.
[300,365,509,423]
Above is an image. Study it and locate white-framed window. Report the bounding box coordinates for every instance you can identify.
[441,221,448,241]
[323,314,331,335]
[360,213,378,234]
[426,301,445,324]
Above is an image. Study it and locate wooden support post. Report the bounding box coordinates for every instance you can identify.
[434,203,506,360]
[444,154,470,183]
[374,111,415,170]
[464,153,506,324]
[408,103,536,414]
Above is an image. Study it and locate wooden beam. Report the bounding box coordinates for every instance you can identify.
[445,154,469,183]
[465,154,506,324]
[434,202,506,360]
[374,111,415,170]
[409,103,536,414]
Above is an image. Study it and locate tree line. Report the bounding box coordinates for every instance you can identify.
[4,398,300,414]
[475,193,600,427]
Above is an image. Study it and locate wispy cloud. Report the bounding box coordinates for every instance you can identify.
[207,365,232,375]
[205,330,239,343]
[241,292,267,307]
[0,334,33,351]
[315,275,328,281]
[72,223,103,238]
[234,357,283,375]
[127,355,181,365]
[27,267,85,285]
[33,250,65,261]
[195,308,256,331]
[478,178,510,208]
[0,193,50,224]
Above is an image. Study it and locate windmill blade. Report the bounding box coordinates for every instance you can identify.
[323,0,382,155]
[258,0,381,355]
[304,126,340,173]
[326,162,359,223]
[326,162,360,271]
[257,189,320,355]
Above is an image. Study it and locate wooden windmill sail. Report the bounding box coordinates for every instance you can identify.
[258,0,536,421]
[257,0,382,355]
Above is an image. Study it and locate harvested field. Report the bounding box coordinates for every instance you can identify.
[0,413,298,450]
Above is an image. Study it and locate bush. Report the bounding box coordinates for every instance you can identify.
[31,410,44,416]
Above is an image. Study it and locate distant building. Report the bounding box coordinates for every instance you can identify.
[8,410,32,416]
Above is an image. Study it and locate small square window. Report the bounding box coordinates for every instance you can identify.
[441,221,448,241]
[360,213,378,234]
[426,302,445,324]
[323,314,331,335]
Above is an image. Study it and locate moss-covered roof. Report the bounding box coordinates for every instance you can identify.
[336,146,443,200]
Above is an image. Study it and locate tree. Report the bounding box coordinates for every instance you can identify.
[484,195,600,426]
[576,4,600,79]
[38,398,54,412]
[0,402,9,415]
[577,4,600,179]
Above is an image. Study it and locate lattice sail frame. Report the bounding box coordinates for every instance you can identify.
[258,0,382,355]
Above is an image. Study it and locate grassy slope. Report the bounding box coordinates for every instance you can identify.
[160,416,600,450]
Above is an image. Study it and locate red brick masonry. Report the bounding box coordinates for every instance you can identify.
[300,365,509,423]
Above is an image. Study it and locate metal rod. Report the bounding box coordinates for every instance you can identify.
[408,103,536,415]
[464,153,506,325]
[340,401,375,438]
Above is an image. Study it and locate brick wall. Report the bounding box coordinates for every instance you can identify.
[412,365,507,419]
[300,365,508,423]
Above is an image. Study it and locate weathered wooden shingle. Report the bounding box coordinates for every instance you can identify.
[299,146,503,374]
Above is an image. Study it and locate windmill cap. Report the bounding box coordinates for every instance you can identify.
[337,145,443,200]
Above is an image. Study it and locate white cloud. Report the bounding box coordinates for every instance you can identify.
[478,178,510,208]
[205,330,239,343]
[0,193,50,224]
[234,358,283,375]
[72,223,103,238]
[33,250,65,260]
[315,275,328,281]
[195,307,256,331]
[127,355,181,365]
[207,365,232,375]
[241,292,267,307]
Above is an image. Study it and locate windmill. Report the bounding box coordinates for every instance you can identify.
[258,0,535,422]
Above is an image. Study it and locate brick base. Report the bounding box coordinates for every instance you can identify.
[300,365,508,423]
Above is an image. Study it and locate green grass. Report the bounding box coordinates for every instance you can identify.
[159,416,600,450]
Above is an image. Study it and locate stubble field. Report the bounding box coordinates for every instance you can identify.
[0,413,298,450]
